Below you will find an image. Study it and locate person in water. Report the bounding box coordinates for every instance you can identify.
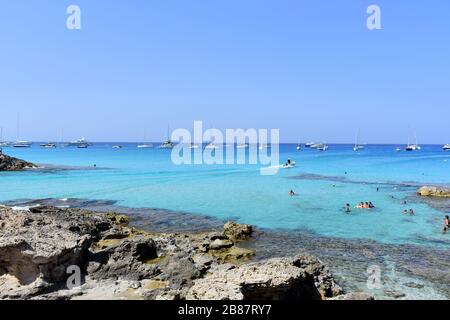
[344,203,351,213]
[403,209,408,215]
[443,215,449,233]
[368,202,375,209]
[409,209,415,216]
[286,159,292,166]
[289,190,295,196]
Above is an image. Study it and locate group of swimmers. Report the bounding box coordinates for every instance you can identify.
[356,202,375,209]
[342,202,374,213]
[403,209,415,216]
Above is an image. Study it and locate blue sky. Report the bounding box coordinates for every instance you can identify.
[0,0,449,143]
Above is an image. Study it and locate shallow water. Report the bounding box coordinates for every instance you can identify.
[1,143,449,247]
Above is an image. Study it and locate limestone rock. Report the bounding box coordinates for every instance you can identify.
[223,221,253,241]
[417,186,450,198]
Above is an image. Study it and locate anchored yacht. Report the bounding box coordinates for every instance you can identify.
[443,144,450,151]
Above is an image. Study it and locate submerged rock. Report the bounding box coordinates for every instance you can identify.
[417,186,450,198]
[0,153,37,171]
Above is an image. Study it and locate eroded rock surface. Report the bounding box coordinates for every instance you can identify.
[417,186,450,198]
[0,206,348,300]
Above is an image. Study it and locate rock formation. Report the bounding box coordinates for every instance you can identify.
[0,206,349,300]
[417,186,450,198]
[0,153,37,171]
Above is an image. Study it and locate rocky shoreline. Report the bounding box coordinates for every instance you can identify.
[0,205,362,300]
[0,153,38,171]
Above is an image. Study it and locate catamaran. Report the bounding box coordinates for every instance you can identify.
[443,144,450,151]
[405,130,421,151]
[353,129,364,151]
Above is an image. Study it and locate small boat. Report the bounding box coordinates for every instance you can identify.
[204,143,219,150]
[310,143,325,149]
[282,160,296,168]
[40,143,56,148]
[137,144,152,148]
[13,141,32,148]
[405,130,420,151]
[159,125,175,149]
[296,144,301,150]
[68,138,91,147]
[77,143,89,149]
[317,144,329,151]
[353,129,364,151]
[189,144,200,149]
[0,128,8,147]
[396,147,402,152]
[259,144,271,150]
[443,144,450,151]
[236,143,249,149]
[113,145,123,149]
[305,142,315,148]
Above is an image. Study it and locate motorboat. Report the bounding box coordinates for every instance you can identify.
[159,139,175,149]
[282,159,296,168]
[305,142,315,148]
[113,145,123,149]
[13,141,32,148]
[236,143,249,149]
[296,144,301,150]
[204,143,219,150]
[68,138,90,147]
[137,144,153,148]
[40,143,56,148]
[77,143,89,149]
[443,144,450,151]
[396,147,402,152]
[189,144,200,149]
[317,144,329,151]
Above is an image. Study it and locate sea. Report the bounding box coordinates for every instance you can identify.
[1,143,449,299]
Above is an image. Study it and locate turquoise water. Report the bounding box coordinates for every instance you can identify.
[1,144,449,247]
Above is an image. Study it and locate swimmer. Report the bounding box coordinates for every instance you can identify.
[369,202,375,209]
[443,215,449,233]
[289,190,295,196]
[403,209,408,215]
[409,209,415,216]
[344,203,351,213]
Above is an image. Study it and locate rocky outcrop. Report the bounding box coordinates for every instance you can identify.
[0,153,37,171]
[223,221,253,241]
[186,254,342,300]
[0,206,347,300]
[417,186,450,198]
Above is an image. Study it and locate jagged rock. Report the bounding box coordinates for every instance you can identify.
[88,237,159,281]
[186,255,342,300]
[417,186,450,198]
[0,153,37,171]
[223,221,253,241]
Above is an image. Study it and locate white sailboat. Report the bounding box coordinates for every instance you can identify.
[0,128,8,147]
[353,129,364,151]
[137,129,153,148]
[296,143,301,150]
[443,144,450,151]
[13,114,31,148]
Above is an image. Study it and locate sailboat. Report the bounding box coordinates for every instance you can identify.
[159,125,175,149]
[13,114,31,148]
[0,128,9,147]
[353,129,364,151]
[405,130,420,151]
[296,144,301,150]
[137,129,153,148]
[443,144,450,151]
